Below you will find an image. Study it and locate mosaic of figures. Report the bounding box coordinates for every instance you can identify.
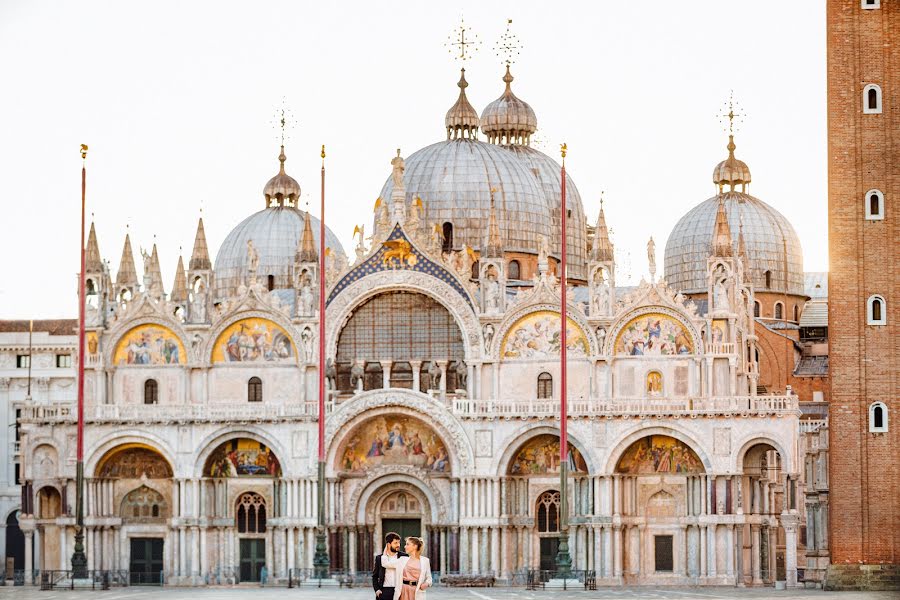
[615,435,704,474]
[508,434,589,475]
[204,438,282,477]
[614,313,693,356]
[113,324,185,365]
[501,311,589,360]
[212,318,295,363]
[98,446,173,478]
[337,415,450,475]
[711,319,728,344]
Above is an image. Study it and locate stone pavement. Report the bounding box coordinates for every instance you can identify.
[2,587,898,600]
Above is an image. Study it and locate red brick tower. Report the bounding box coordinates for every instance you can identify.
[827,0,899,590]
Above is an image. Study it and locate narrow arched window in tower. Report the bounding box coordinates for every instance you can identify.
[866,190,885,220]
[871,193,880,215]
[867,296,887,325]
[508,259,520,280]
[754,301,761,318]
[471,260,479,280]
[442,222,453,253]
[765,271,772,289]
[536,491,560,533]
[248,376,262,402]
[869,402,888,432]
[267,275,275,291]
[774,302,784,320]
[793,304,799,322]
[537,372,553,399]
[863,84,882,114]
[144,379,158,405]
[868,88,878,109]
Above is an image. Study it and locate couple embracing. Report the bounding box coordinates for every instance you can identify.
[372,532,433,600]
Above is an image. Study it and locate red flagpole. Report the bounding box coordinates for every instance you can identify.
[313,144,330,577]
[555,143,572,573]
[71,144,88,577]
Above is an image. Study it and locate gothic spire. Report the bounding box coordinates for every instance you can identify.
[737,215,750,282]
[115,231,138,291]
[170,254,188,302]
[189,217,211,271]
[484,191,503,258]
[149,243,165,296]
[711,196,734,257]
[298,210,318,262]
[591,201,614,262]
[85,221,102,272]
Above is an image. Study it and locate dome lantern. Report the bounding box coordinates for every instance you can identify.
[445,68,480,140]
[263,145,302,208]
[712,135,752,193]
[480,65,538,146]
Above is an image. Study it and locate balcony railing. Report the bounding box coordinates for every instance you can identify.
[21,393,797,424]
[22,401,332,424]
[704,342,736,355]
[453,395,798,418]
[799,419,828,433]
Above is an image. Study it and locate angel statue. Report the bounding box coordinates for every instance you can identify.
[353,224,367,261]
[247,239,260,273]
[647,237,657,281]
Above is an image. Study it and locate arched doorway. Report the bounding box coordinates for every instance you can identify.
[235,492,267,583]
[380,491,422,543]
[35,486,62,570]
[535,490,561,571]
[5,510,25,572]
[740,442,786,585]
[96,444,173,575]
[614,434,705,582]
[502,433,589,574]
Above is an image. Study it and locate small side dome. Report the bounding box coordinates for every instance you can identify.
[480,66,537,145]
[445,68,480,140]
[263,146,301,207]
[713,135,751,192]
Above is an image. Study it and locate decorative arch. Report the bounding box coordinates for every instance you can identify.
[335,413,451,475]
[493,424,596,476]
[733,434,792,474]
[604,425,712,473]
[36,485,62,519]
[210,316,297,363]
[349,468,447,524]
[615,435,705,474]
[32,444,59,480]
[120,485,168,521]
[85,434,176,479]
[325,389,474,474]
[609,309,697,356]
[193,426,289,479]
[507,433,589,476]
[498,309,590,360]
[111,323,186,366]
[203,438,281,478]
[95,443,173,478]
[324,270,480,362]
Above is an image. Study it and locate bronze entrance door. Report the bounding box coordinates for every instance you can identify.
[382,518,421,541]
[129,538,163,585]
[654,535,674,572]
[239,538,266,582]
[539,537,560,572]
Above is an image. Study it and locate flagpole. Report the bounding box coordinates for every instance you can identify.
[71,144,88,578]
[555,143,572,575]
[313,144,330,579]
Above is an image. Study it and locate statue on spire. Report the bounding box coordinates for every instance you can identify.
[391,149,405,190]
[647,237,657,282]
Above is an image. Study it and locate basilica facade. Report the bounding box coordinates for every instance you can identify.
[11,64,824,588]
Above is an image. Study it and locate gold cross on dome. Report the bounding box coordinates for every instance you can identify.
[446,17,480,63]
[718,90,745,135]
[494,19,522,66]
[271,98,296,146]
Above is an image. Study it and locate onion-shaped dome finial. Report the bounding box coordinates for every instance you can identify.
[446,68,480,140]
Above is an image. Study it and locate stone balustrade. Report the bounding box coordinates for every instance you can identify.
[21,401,333,424]
[704,342,736,354]
[453,394,798,418]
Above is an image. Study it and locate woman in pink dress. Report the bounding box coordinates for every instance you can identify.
[381,537,433,600]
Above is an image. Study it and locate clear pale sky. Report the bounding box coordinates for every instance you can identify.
[0,1,826,319]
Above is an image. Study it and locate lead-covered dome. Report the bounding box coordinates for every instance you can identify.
[376,139,552,255]
[664,191,804,295]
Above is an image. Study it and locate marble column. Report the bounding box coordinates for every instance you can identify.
[24,530,33,584]
[783,518,799,587]
[707,524,717,578]
[380,361,393,389]
[179,527,187,578]
[490,526,500,576]
[440,528,448,574]
[410,361,422,391]
[613,525,623,578]
[699,525,708,578]
[193,526,202,578]
[437,360,448,398]
[750,524,762,584]
[459,527,469,573]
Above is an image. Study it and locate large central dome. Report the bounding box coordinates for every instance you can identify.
[374,67,588,280]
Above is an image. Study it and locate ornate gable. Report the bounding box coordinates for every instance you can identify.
[327,225,474,311]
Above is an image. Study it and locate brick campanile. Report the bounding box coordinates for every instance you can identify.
[827,0,899,573]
